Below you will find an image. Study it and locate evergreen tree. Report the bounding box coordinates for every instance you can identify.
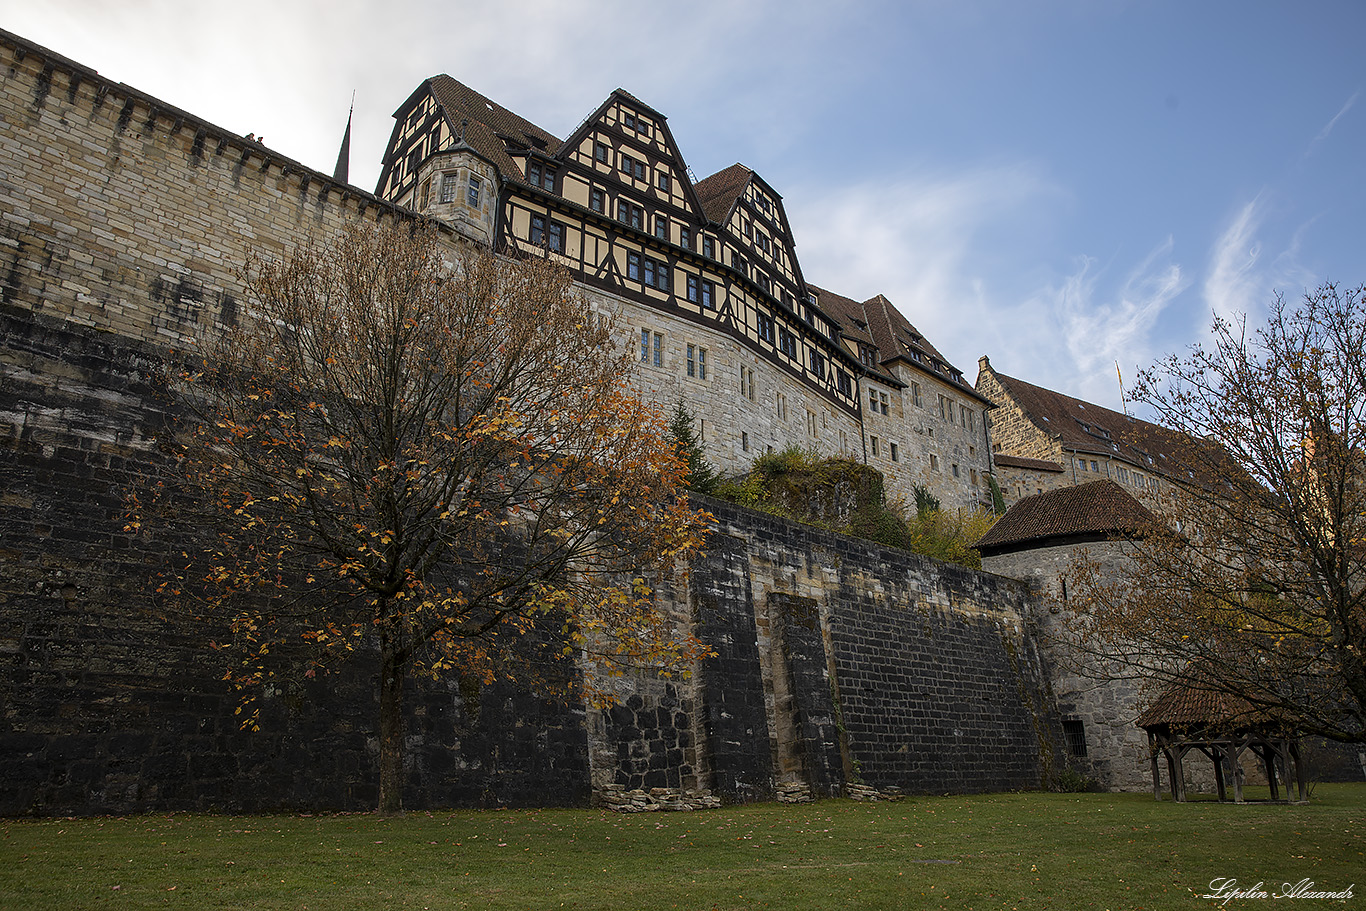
[668,402,718,494]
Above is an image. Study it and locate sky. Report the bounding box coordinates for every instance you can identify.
[4,1,1362,413]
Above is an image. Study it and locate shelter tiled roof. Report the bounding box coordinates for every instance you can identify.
[1135,666,1284,733]
[975,479,1155,554]
[426,76,562,182]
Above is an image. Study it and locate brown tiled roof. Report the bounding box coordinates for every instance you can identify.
[992,453,1064,473]
[975,479,1155,553]
[812,286,982,401]
[1136,680,1257,731]
[693,163,752,223]
[427,76,562,182]
[985,366,1228,488]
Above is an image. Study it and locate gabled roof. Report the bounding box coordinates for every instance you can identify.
[814,286,983,401]
[553,88,708,220]
[981,361,1227,487]
[425,75,562,181]
[975,479,1155,555]
[693,163,753,224]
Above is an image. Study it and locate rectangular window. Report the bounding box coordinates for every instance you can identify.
[870,389,879,411]
[440,174,458,203]
[912,382,922,408]
[806,410,817,436]
[739,366,755,402]
[970,468,978,485]
[679,227,691,251]
[630,205,642,230]
[530,214,546,246]
[466,175,482,207]
[742,431,750,452]
[758,315,774,344]
[938,395,949,421]
[686,275,699,303]
[952,463,960,478]
[702,236,715,259]
[687,344,696,378]
[548,222,563,253]
[657,172,670,192]
[640,328,649,362]
[930,453,939,471]
[871,436,880,457]
[655,216,668,240]
[590,188,605,213]
[622,111,636,131]
[698,347,707,380]
[775,392,787,421]
[633,160,646,181]
[1062,719,1088,758]
[879,392,889,416]
[837,370,851,397]
[620,154,635,177]
[701,280,714,309]
[653,332,663,367]
[778,327,797,357]
[812,353,825,380]
[890,443,899,462]
[595,141,609,163]
[643,258,656,287]
[627,252,641,281]
[1091,460,1099,473]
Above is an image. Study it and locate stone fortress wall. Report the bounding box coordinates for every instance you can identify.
[0,29,1067,814]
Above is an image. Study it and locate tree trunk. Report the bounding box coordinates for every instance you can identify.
[378,624,405,815]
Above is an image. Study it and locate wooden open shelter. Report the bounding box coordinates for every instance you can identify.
[1137,673,1307,804]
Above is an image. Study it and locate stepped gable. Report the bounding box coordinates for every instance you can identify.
[986,368,1225,487]
[425,75,563,182]
[693,163,754,224]
[992,453,1064,473]
[976,479,1156,556]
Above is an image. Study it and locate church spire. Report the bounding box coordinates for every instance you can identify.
[332,94,353,184]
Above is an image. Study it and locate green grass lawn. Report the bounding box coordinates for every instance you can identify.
[2,785,1362,911]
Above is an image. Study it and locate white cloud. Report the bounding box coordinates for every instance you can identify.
[1303,91,1358,161]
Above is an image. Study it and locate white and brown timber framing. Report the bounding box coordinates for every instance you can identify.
[377,77,860,415]
[375,76,996,509]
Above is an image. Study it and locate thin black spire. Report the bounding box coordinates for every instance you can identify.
[332,94,353,184]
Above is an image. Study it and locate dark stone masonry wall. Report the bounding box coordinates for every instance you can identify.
[703,500,1067,797]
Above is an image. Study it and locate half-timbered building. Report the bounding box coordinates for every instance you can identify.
[376,76,993,511]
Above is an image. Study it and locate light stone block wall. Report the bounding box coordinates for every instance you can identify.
[586,288,864,480]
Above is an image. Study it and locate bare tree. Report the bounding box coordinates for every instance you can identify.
[132,221,710,813]
[1064,282,1366,742]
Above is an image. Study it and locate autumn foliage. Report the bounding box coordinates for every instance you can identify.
[1063,282,1366,742]
[133,221,710,812]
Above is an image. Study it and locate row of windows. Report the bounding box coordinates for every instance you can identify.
[438,172,482,207]
[627,252,669,291]
[1085,460,1159,491]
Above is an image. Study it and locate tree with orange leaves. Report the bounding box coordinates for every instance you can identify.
[135,221,709,813]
